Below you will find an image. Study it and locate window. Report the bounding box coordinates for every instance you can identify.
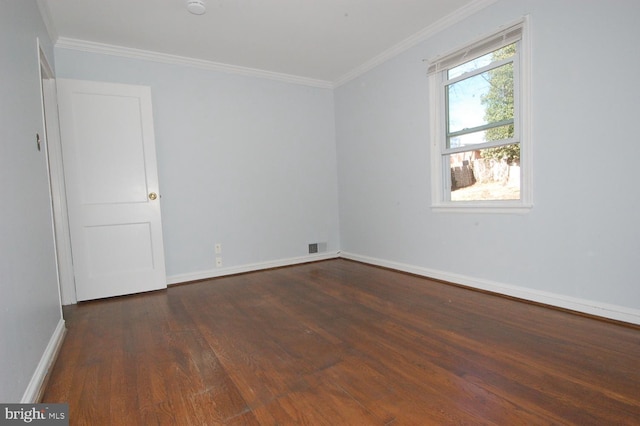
[428,20,531,212]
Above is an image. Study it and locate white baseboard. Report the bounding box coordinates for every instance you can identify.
[340,252,640,326]
[21,318,66,403]
[167,251,340,285]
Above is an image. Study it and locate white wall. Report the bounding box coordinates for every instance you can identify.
[54,49,341,287]
[48,0,640,324]
[0,0,63,402]
[2,0,637,403]
[335,0,640,322]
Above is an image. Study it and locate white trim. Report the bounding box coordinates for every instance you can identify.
[334,0,499,87]
[36,0,58,43]
[430,66,445,205]
[55,37,334,89]
[519,15,533,207]
[429,16,532,211]
[45,0,498,89]
[340,252,640,326]
[166,251,341,285]
[37,40,63,313]
[39,43,77,306]
[21,319,66,403]
[431,204,533,214]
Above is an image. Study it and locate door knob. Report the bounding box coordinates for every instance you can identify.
[148,192,158,200]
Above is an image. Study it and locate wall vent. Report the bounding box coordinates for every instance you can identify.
[308,242,327,254]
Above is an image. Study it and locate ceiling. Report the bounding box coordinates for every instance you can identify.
[39,0,480,85]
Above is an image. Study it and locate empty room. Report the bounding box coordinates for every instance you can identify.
[1,0,639,424]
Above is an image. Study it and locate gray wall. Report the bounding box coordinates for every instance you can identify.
[0,0,62,402]
[54,50,341,285]
[335,0,640,317]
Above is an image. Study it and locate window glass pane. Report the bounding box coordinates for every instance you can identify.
[448,144,520,201]
[449,124,513,149]
[447,62,514,136]
[447,43,516,79]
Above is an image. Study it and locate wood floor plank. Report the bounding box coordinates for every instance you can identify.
[42,259,640,424]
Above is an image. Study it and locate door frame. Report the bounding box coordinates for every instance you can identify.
[38,40,77,305]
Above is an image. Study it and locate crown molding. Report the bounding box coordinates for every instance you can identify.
[36,0,58,42]
[333,0,499,88]
[53,0,496,90]
[55,37,334,89]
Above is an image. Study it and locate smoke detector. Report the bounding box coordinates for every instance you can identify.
[187,0,206,15]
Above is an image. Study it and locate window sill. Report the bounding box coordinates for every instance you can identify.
[431,202,533,214]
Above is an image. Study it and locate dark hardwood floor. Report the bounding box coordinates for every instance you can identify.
[42,259,640,425]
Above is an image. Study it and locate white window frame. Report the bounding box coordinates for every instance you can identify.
[428,18,532,213]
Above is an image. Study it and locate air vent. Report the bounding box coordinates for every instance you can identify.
[308,242,327,254]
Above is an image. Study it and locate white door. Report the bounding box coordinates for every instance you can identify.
[57,79,166,301]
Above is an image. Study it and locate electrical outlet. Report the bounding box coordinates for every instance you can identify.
[215,243,222,254]
[215,257,223,267]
